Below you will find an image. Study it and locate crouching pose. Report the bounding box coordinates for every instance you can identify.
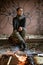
[11,7,27,51]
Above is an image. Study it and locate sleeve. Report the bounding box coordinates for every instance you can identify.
[13,18,17,30]
[21,17,26,27]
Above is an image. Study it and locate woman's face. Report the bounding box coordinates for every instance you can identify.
[17,8,23,16]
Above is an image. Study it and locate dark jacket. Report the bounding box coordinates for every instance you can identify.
[13,15,26,31]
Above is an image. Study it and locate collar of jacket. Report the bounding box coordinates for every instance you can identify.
[16,15,25,20]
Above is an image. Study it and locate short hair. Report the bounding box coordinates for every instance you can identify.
[16,7,23,11]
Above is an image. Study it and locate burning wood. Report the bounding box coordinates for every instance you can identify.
[0,49,43,65]
[15,54,27,62]
[15,51,27,62]
[14,51,27,65]
[0,51,28,65]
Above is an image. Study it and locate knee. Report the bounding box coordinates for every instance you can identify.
[22,28,26,32]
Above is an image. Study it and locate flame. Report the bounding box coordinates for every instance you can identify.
[15,53,27,62]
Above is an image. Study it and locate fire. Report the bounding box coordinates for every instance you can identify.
[5,50,27,65]
[18,61,25,65]
[15,51,27,62]
[15,54,27,62]
[15,53,27,65]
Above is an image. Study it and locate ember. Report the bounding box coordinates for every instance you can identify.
[18,61,26,65]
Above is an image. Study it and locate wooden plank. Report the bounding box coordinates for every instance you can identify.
[34,56,43,64]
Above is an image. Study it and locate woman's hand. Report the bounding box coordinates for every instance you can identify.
[18,27,23,31]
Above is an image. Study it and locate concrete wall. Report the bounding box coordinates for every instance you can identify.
[0,0,43,35]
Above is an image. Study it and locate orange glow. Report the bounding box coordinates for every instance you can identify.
[15,53,27,62]
[18,61,25,65]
